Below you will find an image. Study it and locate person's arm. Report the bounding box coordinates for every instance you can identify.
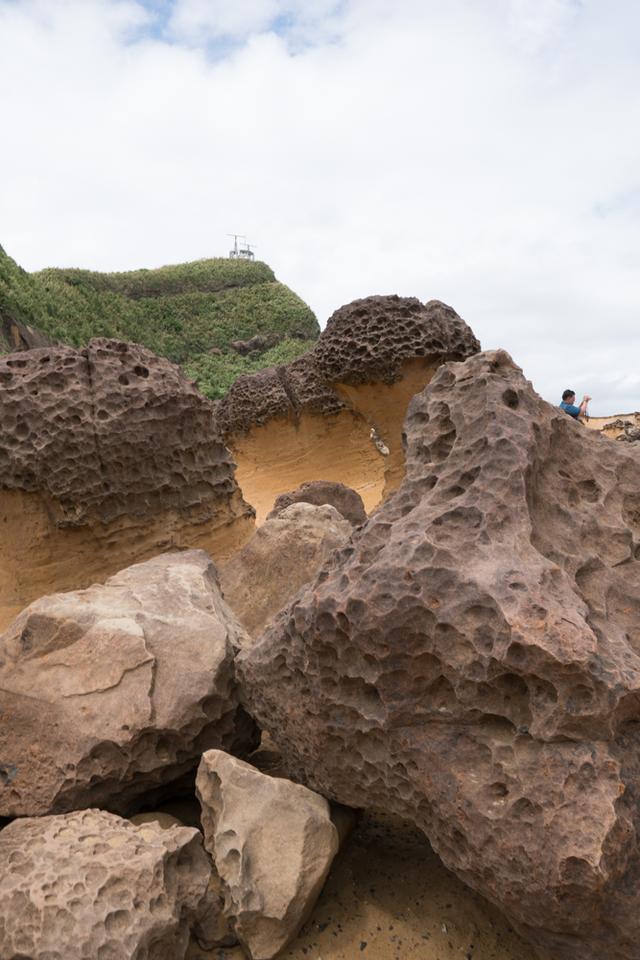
[579,395,591,418]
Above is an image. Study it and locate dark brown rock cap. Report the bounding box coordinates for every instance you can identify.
[213,355,346,438]
[0,338,243,526]
[214,295,480,438]
[313,295,481,385]
[268,480,367,526]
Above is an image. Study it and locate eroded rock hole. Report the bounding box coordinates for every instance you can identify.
[502,389,519,409]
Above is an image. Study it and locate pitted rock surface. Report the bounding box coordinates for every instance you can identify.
[214,356,346,439]
[0,338,249,526]
[267,480,367,526]
[220,503,352,639]
[196,749,339,960]
[214,296,479,437]
[313,296,480,385]
[0,550,256,817]
[239,350,640,960]
[0,808,210,960]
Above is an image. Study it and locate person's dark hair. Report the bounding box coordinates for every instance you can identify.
[562,389,575,401]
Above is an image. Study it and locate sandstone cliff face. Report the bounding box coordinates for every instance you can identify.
[0,339,253,628]
[215,296,480,522]
[239,350,640,960]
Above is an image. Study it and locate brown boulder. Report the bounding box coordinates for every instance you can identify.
[267,479,367,526]
[313,295,480,384]
[239,350,640,960]
[0,808,211,960]
[196,749,339,959]
[220,502,352,639]
[0,338,253,629]
[0,550,255,817]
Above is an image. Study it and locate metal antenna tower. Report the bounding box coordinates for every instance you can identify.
[227,234,256,261]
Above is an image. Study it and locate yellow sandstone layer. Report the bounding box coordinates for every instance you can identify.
[0,488,254,632]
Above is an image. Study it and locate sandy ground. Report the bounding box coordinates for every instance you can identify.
[187,811,541,960]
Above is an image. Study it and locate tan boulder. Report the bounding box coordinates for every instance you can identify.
[0,549,256,817]
[0,808,210,960]
[195,749,339,960]
[219,502,352,639]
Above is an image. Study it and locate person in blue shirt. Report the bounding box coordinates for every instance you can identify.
[560,389,591,420]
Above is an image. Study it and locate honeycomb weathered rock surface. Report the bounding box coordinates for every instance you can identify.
[0,338,248,526]
[267,480,367,526]
[313,295,481,385]
[0,338,254,625]
[214,296,480,522]
[213,355,346,438]
[0,808,211,960]
[214,296,479,438]
[0,550,256,817]
[239,350,640,960]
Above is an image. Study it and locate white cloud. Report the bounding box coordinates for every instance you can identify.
[167,0,343,44]
[168,0,280,41]
[1,0,639,414]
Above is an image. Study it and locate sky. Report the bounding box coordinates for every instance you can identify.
[1,0,639,414]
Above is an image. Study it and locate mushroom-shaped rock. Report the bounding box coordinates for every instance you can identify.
[267,480,367,526]
[238,350,640,960]
[0,808,211,960]
[313,295,480,384]
[215,297,480,522]
[0,338,254,629]
[0,550,256,817]
[196,749,339,960]
[220,502,352,640]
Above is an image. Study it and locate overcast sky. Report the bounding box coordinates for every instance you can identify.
[1,0,639,414]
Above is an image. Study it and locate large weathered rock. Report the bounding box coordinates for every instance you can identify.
[196,749,339,960]
[215,296,480,522]
[0,808,210,960]
[312,295,479,384]
[220,503,352,639]
[267,480,367,526]
[239,350,640,960]
[0,550,256,817]
[0,339,253,629]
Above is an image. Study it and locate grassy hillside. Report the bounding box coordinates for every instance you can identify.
[0,246,318,398]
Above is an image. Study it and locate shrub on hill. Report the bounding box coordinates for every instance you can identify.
[0,246,319,398]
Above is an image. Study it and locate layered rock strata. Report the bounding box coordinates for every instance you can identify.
[239,350,640,960]
[0,339,253,628]
[196,749,339,960]
[267,479,367,526]
[215,296,480,521]
[0,550,256,817]
[220,502,352,639]
[0,808,211,960]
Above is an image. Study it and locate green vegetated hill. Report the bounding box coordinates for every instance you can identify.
[0,245,319,398]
